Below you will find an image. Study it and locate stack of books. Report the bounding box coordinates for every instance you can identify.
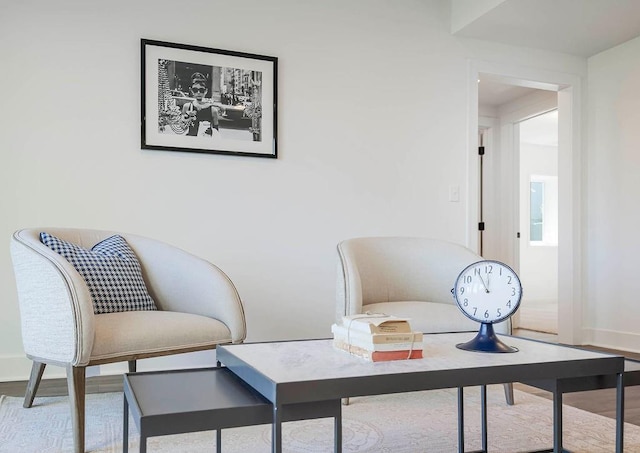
[332,313,423,362]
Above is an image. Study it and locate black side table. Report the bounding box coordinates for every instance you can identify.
[520,358,640,453]
[123,367,342,453]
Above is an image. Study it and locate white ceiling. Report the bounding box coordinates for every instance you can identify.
[478,78,558,146]
[453,0,640,58]
[467,0,640,143]
[471,0,640,112]
[478,77,537,108]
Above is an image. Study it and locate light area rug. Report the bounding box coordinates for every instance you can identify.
[1,386,639,453]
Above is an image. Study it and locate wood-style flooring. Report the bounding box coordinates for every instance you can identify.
[1,329,639,426]
[512,328,640,427]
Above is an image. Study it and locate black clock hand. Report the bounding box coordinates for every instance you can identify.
[478,274,490,293]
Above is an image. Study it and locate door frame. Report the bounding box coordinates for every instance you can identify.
[466,60,583,345]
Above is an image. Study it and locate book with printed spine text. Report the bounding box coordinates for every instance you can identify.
[332,314,423,362]
[331,324,423,349]
[333,339,423,361]
[341,314,412,334]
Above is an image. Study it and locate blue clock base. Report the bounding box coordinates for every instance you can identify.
[456,322,518,353]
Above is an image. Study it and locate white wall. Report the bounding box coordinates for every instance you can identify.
[585,35,640,351]
[450,0,506,33]
[0,0,591,381]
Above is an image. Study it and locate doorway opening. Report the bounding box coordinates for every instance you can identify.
[517,110,559,334]
[472,65,579,344]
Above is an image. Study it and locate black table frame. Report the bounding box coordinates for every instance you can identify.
[217,334,626,453]
[122,367,342,453]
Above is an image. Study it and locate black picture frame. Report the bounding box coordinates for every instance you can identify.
[141,39,277,158]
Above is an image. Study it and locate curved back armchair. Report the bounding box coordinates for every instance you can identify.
[336,237,513,403]
[11,228,247,453]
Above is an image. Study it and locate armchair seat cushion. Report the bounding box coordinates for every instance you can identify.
[90,311,232,363]
[364,301,510,335]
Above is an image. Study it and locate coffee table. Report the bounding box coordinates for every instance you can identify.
[216,333,625,453]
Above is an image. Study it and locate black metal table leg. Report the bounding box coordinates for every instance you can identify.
[335,407,342,453]
[123,396,129,453]
[552,381,563,453]
[458,387,465,453]
[457,386,488,453]
[616,372,625,453]
[481,385,488,452]
[272,404,282,453]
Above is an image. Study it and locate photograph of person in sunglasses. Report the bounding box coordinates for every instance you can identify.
[182,72,220,137]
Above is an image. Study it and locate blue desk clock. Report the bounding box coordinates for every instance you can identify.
[452,260,523,353]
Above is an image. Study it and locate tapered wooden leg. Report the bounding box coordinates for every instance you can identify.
[128,360,136,373]
[23,361,46,408]
[503,382,515,405]
[67,365,86,453]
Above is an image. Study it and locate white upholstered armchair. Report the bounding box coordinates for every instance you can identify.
[336,236,514,404]
[10,228,247,453]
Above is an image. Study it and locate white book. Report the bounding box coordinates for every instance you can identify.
[333,339,424,361]
[341,313,413,334]
[331,324,423,349]
[333,336,423,352]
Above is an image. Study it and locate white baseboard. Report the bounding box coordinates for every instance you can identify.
[583,328,640,354]
[0,349,218,383]
[0,355,109,382]
[0,355,60,382]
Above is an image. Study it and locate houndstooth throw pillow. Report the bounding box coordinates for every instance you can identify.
[40,232,157,314]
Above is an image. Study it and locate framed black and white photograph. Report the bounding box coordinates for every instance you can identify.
[141,39,277,158]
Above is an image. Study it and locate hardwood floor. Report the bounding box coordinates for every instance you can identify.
[0,373,123,399]
[512,328,640,426]
[1,330,639,427]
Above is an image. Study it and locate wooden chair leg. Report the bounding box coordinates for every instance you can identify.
[23,361,46,408]
[67,365,86,453]
[128,360,136,373]
[504,382,515,405]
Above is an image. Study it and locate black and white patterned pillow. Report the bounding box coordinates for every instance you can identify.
[40,232,157,314]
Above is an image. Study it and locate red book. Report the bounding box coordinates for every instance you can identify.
[369,349,423,362]
[334,340,423,362]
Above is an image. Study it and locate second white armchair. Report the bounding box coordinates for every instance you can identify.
[336,236,514,405]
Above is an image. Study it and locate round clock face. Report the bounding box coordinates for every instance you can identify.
[453,260,523,324]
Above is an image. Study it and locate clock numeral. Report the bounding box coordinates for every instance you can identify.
[472,307,477,316]
[484,310,490,319]
[511,287,517,296]
[507,276,512,284]
[464,275,472,284]
[506,300,512,308]
[463,298,469,307]
[459,287,465,295]
[474,268,481,276]
[486,265,493,274]
[497,308,502,317]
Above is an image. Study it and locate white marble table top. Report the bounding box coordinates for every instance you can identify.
[218,333,622,385]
